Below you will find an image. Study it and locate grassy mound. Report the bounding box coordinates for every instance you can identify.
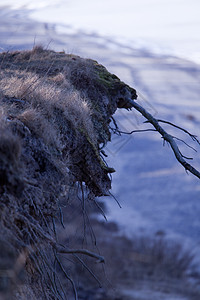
[0,47,137,299]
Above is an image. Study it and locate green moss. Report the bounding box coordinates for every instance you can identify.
[79,127,115,174]
[93,62,137,103]
[94,63,120,90]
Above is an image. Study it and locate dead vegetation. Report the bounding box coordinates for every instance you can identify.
[0,46,199,300]
[55,208,200,300]
[0,46,138,299]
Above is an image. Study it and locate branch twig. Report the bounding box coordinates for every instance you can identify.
[118,128,157,135]
[55,245,105,263]
[73,254,102,287]
[172,136,197,152]
[156,119,200,145]
[144,119,200,144]
[128,99,200,179]
[55,254,78,300]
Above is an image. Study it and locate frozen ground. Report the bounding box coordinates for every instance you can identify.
[0,6,200,297]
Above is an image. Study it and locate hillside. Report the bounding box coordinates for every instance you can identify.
[0,47,134,299]
[0,47,200,300]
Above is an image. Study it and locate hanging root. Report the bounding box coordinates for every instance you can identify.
[54,245,105,263]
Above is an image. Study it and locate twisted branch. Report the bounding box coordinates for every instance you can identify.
[127,99,200,179]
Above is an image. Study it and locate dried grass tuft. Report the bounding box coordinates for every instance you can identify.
[0,47,120,299]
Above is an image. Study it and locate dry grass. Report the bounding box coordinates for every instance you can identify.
[0,46,133,299]
[0,71,96,145]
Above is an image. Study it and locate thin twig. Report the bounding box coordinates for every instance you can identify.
[109,191,122,208]
[55,254,78,300]
[118,128,157,135]
[127,99,200,179]
[59,205,65,229]
[30,253,50,298]
[28,231,62,299]
[52,217,58,242]
[111,116,120,132]
[144,119,200,145]
[172,136,197,152]
[55,245,105,263]
[83,203,98,245]
[110,116,121,135]
[52,248,68,300]
[73,254,102,287]
[93,198,107,221]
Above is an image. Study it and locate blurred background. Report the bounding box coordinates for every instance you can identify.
[1,0,200,62]
[1,0,200,271]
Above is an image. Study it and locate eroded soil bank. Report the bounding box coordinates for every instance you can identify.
[0,47,200,300]
[0,47,133,299]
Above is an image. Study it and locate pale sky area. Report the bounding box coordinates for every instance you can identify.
[1,0,200,62]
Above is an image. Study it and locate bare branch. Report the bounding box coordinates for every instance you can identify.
[127,99,200,179]
[144,119,200,145]
[172,136,197,152]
